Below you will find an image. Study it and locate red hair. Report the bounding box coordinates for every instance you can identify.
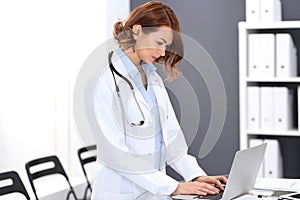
[113,1,183,80]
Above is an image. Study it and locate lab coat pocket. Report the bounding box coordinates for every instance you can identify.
[126,94,150,126]
[103,191,134,200]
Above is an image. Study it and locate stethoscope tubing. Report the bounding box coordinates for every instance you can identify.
[108,51,145,126]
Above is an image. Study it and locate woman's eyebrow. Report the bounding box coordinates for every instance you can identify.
[159,37,172,45]
[159,37,167,43]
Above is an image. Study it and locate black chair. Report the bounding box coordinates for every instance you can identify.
[77,145,96,200]
[0,171,30,200]
[25,155,78,200]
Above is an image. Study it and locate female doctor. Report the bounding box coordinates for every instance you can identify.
[92,1,227,199]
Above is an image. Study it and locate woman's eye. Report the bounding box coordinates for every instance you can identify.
[157,41,163,45]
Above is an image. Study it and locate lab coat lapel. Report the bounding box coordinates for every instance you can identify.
[113,53,150,111]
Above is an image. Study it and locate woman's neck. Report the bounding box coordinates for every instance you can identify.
[124,48,147,90]
[124,49,142,70]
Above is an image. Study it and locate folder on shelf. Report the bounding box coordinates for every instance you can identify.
[298,86,300,134]
[248,34,261,77]
[246,0,260,22]
[249,139,264,177]
[260,87,274,131]
[260,34,276,77]
[276,33,298,77]
[264,139,283,178]
[247,86,260,130]
[248,34,275,78]
[260,0,282,22]
[273,87,294,131]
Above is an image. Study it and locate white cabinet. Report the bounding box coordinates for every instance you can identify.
[238,21,300,177]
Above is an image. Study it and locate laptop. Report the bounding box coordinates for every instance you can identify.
[172,143,267,200]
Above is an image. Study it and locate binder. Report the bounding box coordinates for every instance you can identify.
[246,0,260,22]
[261,0,282,22]
[260,34,276,77]
[248,34,261,77]
[249,139,264,177]
[298,86,300,134]
[264,139,283,178]
[247,86,260,130]
[260,87,274,131]
[273,87,294,131]
[248,34,275,78]
[276,33,298,77]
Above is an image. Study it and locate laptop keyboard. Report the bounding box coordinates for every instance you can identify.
[194,191,224,200]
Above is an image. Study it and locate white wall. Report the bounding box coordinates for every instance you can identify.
[0,0,130,198]
[69,0,130,176]
[0,0,107,198]
[106,0,130,38]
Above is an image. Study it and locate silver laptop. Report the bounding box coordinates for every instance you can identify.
[172,143,267,200]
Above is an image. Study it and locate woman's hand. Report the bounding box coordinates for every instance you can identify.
[172,176,227,196]
[193,176,228,191]
[172,181,221,196]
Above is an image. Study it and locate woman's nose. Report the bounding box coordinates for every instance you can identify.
[159,48,165,57]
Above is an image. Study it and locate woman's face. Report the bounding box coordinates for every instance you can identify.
[134,26,173,64]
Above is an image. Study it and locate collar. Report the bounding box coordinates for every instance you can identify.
[115,48,157,80]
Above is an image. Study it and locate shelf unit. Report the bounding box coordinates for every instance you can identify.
[238,21,300,150]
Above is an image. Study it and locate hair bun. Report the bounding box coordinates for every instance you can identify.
[113,21,124,40]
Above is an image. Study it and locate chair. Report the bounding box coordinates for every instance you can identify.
[0,171,30,200]
[25,155,78,200]
[77,145,96,200]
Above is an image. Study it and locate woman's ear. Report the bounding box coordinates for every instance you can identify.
[132,24,142,40]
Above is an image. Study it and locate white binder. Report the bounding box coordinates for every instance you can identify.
[276,33,298,77]
[261,0,282,22]
[248,34,275,78]
[260,34,276,77]
[264,139,283,178]
[246,0,260,22]
[273,87,294,131]
[248,34,261,77]
[249,139,264,177]
[260,87,274,131]
[298,86,300,134]
[247,86,260,130]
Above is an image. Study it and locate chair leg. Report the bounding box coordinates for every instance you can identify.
[83,185,92,200]
[83,186,88,200]
[66,191,72,200]
[66,190,79,200]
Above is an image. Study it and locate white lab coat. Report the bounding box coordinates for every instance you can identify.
[92,51,206,200]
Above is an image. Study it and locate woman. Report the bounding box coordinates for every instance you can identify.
[92,1,227,199]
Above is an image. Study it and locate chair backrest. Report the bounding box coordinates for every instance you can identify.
[77,145,96,200]
[25,155,78,200]
[0,171,30,200]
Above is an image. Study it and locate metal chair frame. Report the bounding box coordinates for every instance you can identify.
[77,145,96,200]
[25,155,78,200]
[0,171,30,200]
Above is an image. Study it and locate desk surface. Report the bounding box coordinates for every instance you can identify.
[135,178,300,200]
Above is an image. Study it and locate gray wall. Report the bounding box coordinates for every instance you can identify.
[131,0,300,179]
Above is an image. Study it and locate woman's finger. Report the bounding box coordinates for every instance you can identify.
[198,182,220,194]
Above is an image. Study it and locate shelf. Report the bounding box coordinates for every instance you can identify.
[239,19,300,177]
[245,77,300,83]
[239,21,300,30]
[247,130,300,137]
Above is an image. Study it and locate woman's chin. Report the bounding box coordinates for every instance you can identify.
[143,59,154,64]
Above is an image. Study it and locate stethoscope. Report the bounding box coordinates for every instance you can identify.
[108,51,145,127]
[108,51,165,171]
